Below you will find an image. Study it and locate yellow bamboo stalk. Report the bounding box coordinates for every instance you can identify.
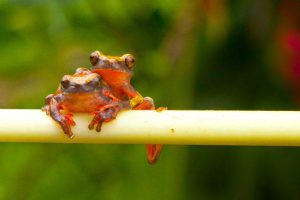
[0,109,300,145]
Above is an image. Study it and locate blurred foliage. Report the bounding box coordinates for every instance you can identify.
[0,0,300,199]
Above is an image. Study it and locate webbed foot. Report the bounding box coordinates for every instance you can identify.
[146,144,163,165]
[88,107,120,132]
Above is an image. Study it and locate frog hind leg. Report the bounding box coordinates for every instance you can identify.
[133,97,166,164]
[133,97,155,110]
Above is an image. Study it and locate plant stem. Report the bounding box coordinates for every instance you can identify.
[0,109,300,145]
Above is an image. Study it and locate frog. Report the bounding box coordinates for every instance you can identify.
[43,67,130,138]
[89,50,166,164]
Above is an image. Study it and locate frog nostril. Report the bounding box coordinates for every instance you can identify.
[74,84,81,89]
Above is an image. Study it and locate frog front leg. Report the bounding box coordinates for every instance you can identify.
[45,95,75,138]
[88,105,120,132]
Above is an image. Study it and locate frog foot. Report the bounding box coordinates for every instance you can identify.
[146,144,163,164]
[88,107,119,132]
[57,116,74,139]
[156,107,167,112]
[55,114,75,139]
[42,105,50,115]
[133,97,155,110]
[133,97,167,111]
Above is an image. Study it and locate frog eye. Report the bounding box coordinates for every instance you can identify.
[90,51,102,65]
[61,79,70,89]
[123,54,135,68]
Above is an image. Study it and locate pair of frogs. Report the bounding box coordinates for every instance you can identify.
[43,51,164,164]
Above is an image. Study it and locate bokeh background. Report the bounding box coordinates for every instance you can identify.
[0,0,300,199]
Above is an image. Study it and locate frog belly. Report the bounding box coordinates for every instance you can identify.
[62,93,109,112]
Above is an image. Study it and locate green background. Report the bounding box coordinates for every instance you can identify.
[0,0,300,199]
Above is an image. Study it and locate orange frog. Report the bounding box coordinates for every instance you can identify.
[43,68,130,138]
[90,51,166,164]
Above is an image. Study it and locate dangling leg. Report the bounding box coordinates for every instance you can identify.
[146,144,164,164]
[133,97,166,164]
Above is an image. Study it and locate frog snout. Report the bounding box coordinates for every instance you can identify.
[66,83,83,91]
[74,83,81,89]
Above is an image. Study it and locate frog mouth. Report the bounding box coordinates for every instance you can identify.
[62,86,101,94]
[92,68,131,78]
